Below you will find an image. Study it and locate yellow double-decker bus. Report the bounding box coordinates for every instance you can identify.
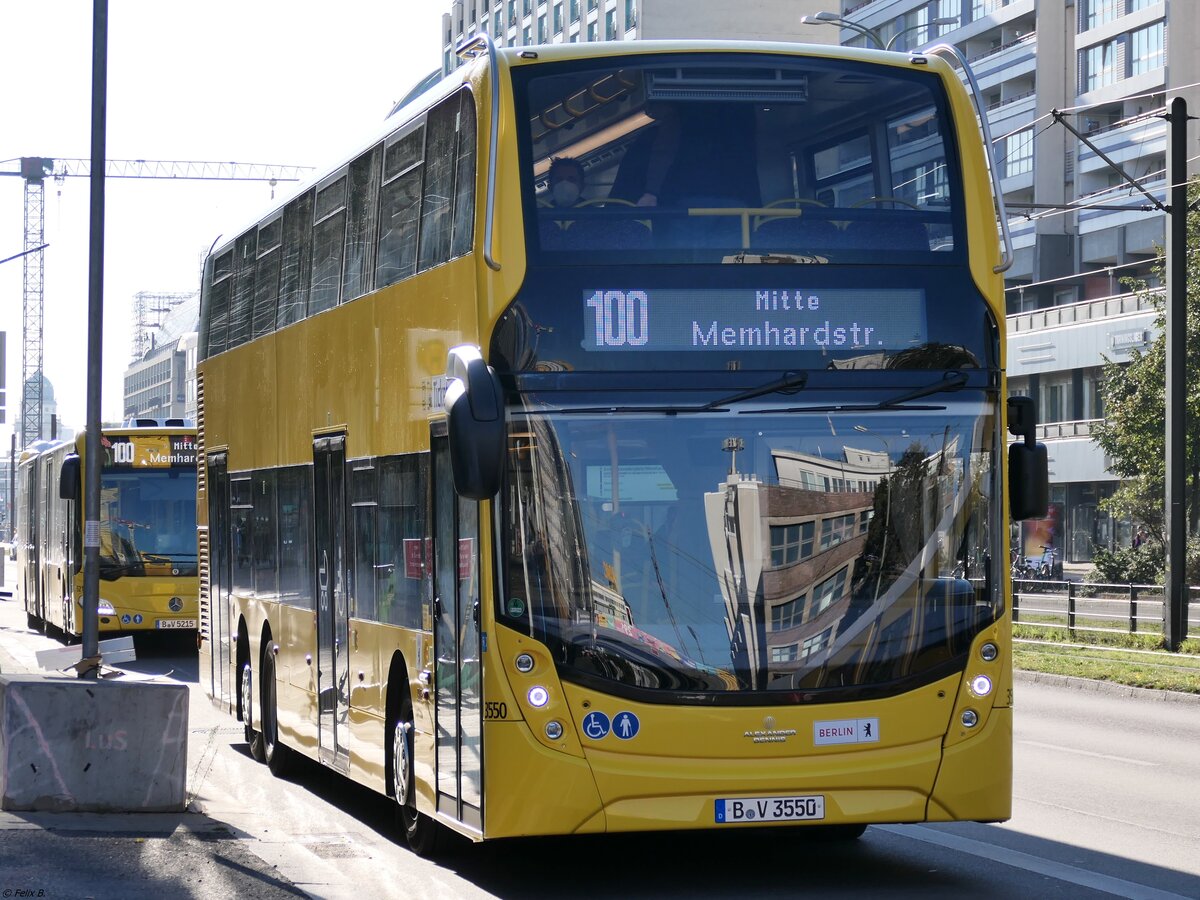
[16,421,200,638]
[198,38,1047,853]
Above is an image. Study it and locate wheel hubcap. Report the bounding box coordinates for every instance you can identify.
[241,664,252,725]
[393,721,411,805]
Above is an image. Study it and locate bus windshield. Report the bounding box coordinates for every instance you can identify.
[501,389,997,701]
[99,468,198,577]
[517,53,961,264]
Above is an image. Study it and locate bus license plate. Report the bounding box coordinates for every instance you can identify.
[715,795,825,824]
[156,619,197,629]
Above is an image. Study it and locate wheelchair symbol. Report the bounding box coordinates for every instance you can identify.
[582,711,611,740]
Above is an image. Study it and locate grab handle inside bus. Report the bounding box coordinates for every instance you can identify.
[1006,396,1048,521]
[921,43,1014,274]
[445,345,506,500]
[59,454,80,501]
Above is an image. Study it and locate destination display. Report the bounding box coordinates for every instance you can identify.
[103,434,198,468]
[582,288,927,353]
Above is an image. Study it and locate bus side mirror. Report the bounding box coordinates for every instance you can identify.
[1007,396,1047,521]
[445,345,506,501]
[59,454,81,501]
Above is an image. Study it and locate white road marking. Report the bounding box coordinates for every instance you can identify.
[1018,739,1159,767]
[877,824,1193,900]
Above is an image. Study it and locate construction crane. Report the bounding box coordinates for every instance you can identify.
[131,291,199,364]
[1,156,312,448]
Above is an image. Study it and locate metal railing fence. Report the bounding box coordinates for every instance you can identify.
[1011,580,1199,640]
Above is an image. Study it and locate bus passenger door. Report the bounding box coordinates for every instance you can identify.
[207,452,232,705]
[22,463,41,623]
[432,434,483,831]
[313,435,350,772]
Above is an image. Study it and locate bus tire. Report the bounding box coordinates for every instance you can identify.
[242,661,265,762]
[391,697,443,857]
[261,648,294,777]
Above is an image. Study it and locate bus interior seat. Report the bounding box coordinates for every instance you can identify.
[666,196,747,249]
[751,216,843,253]
[844,219,931,252]
[539,215,568,250]
[559,215,653,250]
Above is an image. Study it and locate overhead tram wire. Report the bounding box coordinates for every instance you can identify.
[1008,158,1200,226]
[0,156,314,449]
[996,148,1200,220]
[1051,77,1200,116]
[999,154,1200,296]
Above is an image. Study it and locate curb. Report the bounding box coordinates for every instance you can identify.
[1014,668,1200,705]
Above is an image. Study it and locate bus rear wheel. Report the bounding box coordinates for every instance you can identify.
[391,699,444,857]
[261,649,294,777]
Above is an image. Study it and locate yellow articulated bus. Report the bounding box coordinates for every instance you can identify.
[16,421,200,638]
[197,38,1047,853]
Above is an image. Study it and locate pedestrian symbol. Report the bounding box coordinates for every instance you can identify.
[582,711,611,740]
[613,711,640,740]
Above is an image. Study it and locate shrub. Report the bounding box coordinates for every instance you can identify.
[1088,543,1163,585]
[1088,536,1200,585]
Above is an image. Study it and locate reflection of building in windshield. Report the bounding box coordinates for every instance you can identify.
[707,432,981,690]
[705,444,891,690]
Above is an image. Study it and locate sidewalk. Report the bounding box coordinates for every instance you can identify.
[0,567,29,676]
[1061,561,1094,583]
[0,572,312,898]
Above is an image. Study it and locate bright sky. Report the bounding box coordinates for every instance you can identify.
[0,1,446,436]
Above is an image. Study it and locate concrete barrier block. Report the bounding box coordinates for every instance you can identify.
[0,674,189,812]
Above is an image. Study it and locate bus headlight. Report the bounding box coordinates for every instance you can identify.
[969,674,993,697]
[514,652,535,673]
[544,720,564,740]
[527,686,550,708]
[961,709,979,728]
[98,599,115,615]
[980,642,998,662]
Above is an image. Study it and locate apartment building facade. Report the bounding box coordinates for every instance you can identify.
[439,0,834,75]
[786,0,1199,564]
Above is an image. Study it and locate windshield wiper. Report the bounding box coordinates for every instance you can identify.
[875,371,968,408]
[551,403,730,415]
[701,371,808,411]
[765,372,969,414]
[98,561,144,580]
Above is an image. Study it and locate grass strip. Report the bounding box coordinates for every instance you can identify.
[1013,626,1200,693]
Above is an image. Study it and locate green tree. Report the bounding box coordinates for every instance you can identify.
[1090,179,1200,580]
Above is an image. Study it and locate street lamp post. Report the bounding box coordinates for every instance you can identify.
[801,11,959,51]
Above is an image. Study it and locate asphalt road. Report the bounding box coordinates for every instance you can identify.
[1,592,1197,899]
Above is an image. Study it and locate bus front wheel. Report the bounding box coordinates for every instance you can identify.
[242,661,265,762]
[391,699,444,857]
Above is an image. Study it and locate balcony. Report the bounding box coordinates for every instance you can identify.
[1077,177,1166,236]
[1037,419,1101,441]
[1077,115,1166,176]
[1008,291,1155,334]
[987,88,1035,114]
[1007,216,1036,251]
[972,32,1036,90]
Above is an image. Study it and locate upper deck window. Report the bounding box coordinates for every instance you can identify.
[201,88,477,361]
[515,54,963,265]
